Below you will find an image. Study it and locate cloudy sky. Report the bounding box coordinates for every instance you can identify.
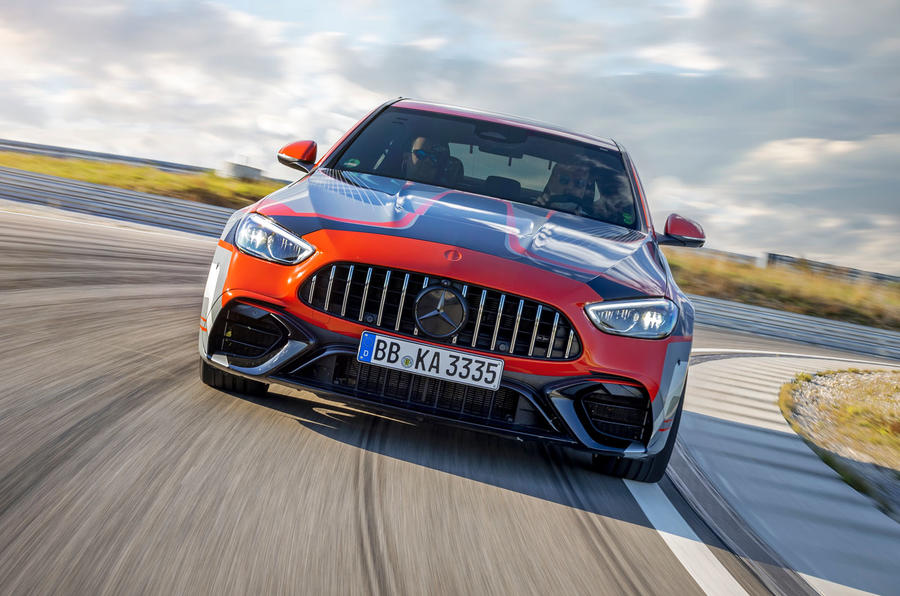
[1,0,898,273]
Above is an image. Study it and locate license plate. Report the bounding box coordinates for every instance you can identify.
[357,331,504,391]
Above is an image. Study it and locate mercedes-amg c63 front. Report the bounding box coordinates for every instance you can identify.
[199,98,705,482]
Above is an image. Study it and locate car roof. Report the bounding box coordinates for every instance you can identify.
[392,99,620,152]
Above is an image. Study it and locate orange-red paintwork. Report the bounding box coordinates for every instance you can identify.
[278,140,318,163]
[201,99,703,463]
[664,213,705,240]
[214,230,689,400]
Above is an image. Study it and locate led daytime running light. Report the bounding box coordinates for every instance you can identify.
[234,213,315,265]
[584,298,678,339]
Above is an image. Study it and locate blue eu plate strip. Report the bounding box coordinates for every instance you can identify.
[358,331,375,362]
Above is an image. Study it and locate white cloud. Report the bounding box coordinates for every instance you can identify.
[720,134,900,205]
[403,37,448,51]
[739,137,861,168]
[502,56,550,70]
[637,42,723,72]
[678,0,710,19]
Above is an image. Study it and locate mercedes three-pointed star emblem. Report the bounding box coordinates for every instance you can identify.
[413,285,468,338]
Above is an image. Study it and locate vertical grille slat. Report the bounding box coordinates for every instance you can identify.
[490,294,506,350]
[300,263,580,360]
[323,265,337,311]
[376,270,391,326]
[546,312,560,358]
[451,285,468,345]
[527,305,543,356]
[395,273,410,331]
[340,265,355,317]
[471,289,487,348]
[509,299,525,354]
[412,276,430,336]
[307,274,317,303]
[358,267,373,322]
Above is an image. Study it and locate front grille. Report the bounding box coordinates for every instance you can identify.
[288,353,555,433]
[299,263,581,360]
[580,385,651,444]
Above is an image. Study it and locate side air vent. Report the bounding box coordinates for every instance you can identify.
[209,303,288,366]
[579,383,651,444]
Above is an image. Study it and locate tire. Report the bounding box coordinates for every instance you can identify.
[200,360,269,397]
[591,390,684,483]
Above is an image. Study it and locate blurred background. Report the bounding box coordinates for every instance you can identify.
[1,0,898,274]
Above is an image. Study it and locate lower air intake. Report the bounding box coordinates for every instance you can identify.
[287,353,557,434]
[209,303,288,366]
[580,385,651,444]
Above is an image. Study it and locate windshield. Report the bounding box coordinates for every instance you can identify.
[330,107,641,229]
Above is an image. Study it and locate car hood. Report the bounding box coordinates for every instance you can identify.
[255,168,667,299]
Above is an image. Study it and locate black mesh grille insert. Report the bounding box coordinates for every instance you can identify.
[210,303,287,364]
[581,388,651,444]
[288,353,554,432]
[299,263,581,360]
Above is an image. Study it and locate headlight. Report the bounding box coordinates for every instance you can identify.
[234,213,315,265]
[584,298,678,339]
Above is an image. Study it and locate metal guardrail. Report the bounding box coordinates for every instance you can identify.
[0,166,233,236]
[690,295,900,359]
[767,253,900,285]
[694,247,758,266]
[1,165,897,360]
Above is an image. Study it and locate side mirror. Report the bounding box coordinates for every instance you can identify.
[658,213,705,248]
[277,140,318,173]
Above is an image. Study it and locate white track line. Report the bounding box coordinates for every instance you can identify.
[691,348,898,367]
[0,207,216,242]
[625,479,749,595]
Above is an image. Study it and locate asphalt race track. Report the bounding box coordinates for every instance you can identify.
[0,206,885,595]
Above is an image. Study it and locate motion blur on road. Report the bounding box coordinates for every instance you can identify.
[0,206,755,594]
[2,197,896,594]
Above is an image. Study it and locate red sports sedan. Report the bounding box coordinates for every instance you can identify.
[199,98,705,482]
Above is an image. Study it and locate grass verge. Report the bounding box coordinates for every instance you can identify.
[665,247,900,331]
[0,150,284,210]
[779,369,900,517]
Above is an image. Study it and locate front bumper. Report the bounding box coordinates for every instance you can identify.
[200,294,691,459]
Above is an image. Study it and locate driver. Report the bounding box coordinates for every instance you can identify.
[402,136,462,186]
[535,162,594,215]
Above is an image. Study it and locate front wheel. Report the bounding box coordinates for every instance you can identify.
[200,360,269,397]
[591,391,684,483]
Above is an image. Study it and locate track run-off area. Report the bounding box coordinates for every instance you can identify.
[1,202,897,595]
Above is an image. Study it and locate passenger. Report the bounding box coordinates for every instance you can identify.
[592,176,637,227]
[536,163,594,215]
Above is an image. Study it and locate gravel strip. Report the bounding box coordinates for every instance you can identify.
[784,370,900,521]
